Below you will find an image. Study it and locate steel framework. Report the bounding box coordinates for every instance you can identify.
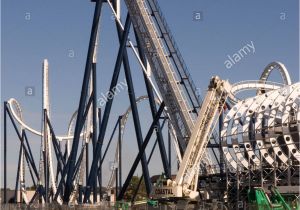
[2,0,299,209]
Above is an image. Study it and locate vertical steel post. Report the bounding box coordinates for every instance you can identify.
[4,102,7,203]
[118,116,122,191]
[44,109,49,203]
[287,150,291,186]
[168,123,171,174]
[85,143,91,202]
[14,131,25,203]
[92,64,98,150]
[78,185,82,204]
[219,112,224,174]
[131,119,167,204]
[85,142,89,186]
[97,108,102,200]
[92,64,98,203]
[115,168,118,202]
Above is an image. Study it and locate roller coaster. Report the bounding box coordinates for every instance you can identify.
[2,0,299,209]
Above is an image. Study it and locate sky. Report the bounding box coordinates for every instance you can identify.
[1,0,299,188]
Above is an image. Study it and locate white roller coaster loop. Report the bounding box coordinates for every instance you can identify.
[259,61,291,85]
[229,61,292,103]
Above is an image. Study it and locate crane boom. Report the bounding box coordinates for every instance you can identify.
[151,77,232,199]
[175,77,231,197]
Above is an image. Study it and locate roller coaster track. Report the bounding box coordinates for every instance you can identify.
[122,0,297,177]
[5,0,297,202]
[124,0,198,150]
[6,98,85,204]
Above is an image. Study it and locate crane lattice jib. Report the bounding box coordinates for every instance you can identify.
[175,77,231,194]
[124,0,195,147]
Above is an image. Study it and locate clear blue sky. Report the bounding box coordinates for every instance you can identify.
[1,0,299,188]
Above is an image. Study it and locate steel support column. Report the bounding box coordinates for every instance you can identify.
[83,14,131,202]
[92,63,98,203]
[219,112,224,174]
[113,8,152,193]
[115,168,119,201]
[43,109,49,203]
[168,123,172,173]
[14,131,24,203]
[131,119,167,204]
[86,142,89,188]
[6,106,39,184]
[97,108,103,200]
[63,0,103,202]
[3,102,7,203]
[118,116,122,191]
[134,28,171,177]
[46,113,66,172]
[118,102,165,200]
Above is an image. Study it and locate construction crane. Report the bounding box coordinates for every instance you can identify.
[150,76,233,199]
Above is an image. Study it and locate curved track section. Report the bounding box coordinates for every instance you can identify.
[259,61,292,85]
[6,98,80,204]
[8,99,30,204]
[7,98,76,141]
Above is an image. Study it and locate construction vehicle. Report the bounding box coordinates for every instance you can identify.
[150,76,233,200]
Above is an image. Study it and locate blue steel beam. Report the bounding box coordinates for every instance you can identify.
[63,0,103,202]
[23,132,38,177]
[97,108,103,200]
[118,116,122,192]
[6,105,39,180]
[114,17,152,194]
[83,14,132,203]
[100,118,119,165]
[3,102,7,203]
[43,109,49,203]
[134,28,171,178]
[117,102,165,200]
[131,119,167,204]
[46,113,66,172]
[14,131,24,203]
[92,64,98,203]
[55,92,94,201]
